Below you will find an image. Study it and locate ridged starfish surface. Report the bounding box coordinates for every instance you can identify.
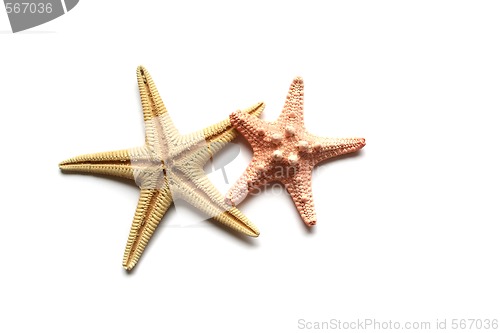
[60,66,264,270]
[226,77,365,226]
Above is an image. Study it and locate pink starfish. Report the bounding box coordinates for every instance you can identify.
[226,77,366,226]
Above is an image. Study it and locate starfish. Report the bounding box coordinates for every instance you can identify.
[60,66,264,270]
[226,77,365,226]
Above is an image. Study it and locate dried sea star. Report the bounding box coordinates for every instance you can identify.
[226,77,365,226]
[60,67,264,270]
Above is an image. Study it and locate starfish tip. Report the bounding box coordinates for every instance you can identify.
[358,138,366,149]
[293,76,304,84]
[123,258,137,271]
[229,110,244,125]
[246,227,260,237]
[306,220,316,227]
[58,160,70,169]
[249,101,266,117]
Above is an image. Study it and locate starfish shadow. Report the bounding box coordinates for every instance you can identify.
[301,220,316,234]
[206,219,259,246]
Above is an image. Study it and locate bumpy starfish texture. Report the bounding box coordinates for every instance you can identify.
[226,77,365,226]
[60,66,264,270]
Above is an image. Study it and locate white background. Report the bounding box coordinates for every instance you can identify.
[1,1,500,332]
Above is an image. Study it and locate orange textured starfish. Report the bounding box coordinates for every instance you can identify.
[226,77,366,226]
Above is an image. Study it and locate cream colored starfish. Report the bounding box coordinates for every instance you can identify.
[60,66,264,270]
[226,77,365,226]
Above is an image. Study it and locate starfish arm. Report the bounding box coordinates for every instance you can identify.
[229,110,273,150]
[283,164,317,226]
[58,147,148,180]
[213,206,260,237]
[137,66,179,151]
[168,172,259,237]
[308,135,366,164]
[201,101,265,162]
[225,158,272,206]
[168,102,266,169]
[277,76,305,126]
[123,186,173,270]
[204,101,265,145]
